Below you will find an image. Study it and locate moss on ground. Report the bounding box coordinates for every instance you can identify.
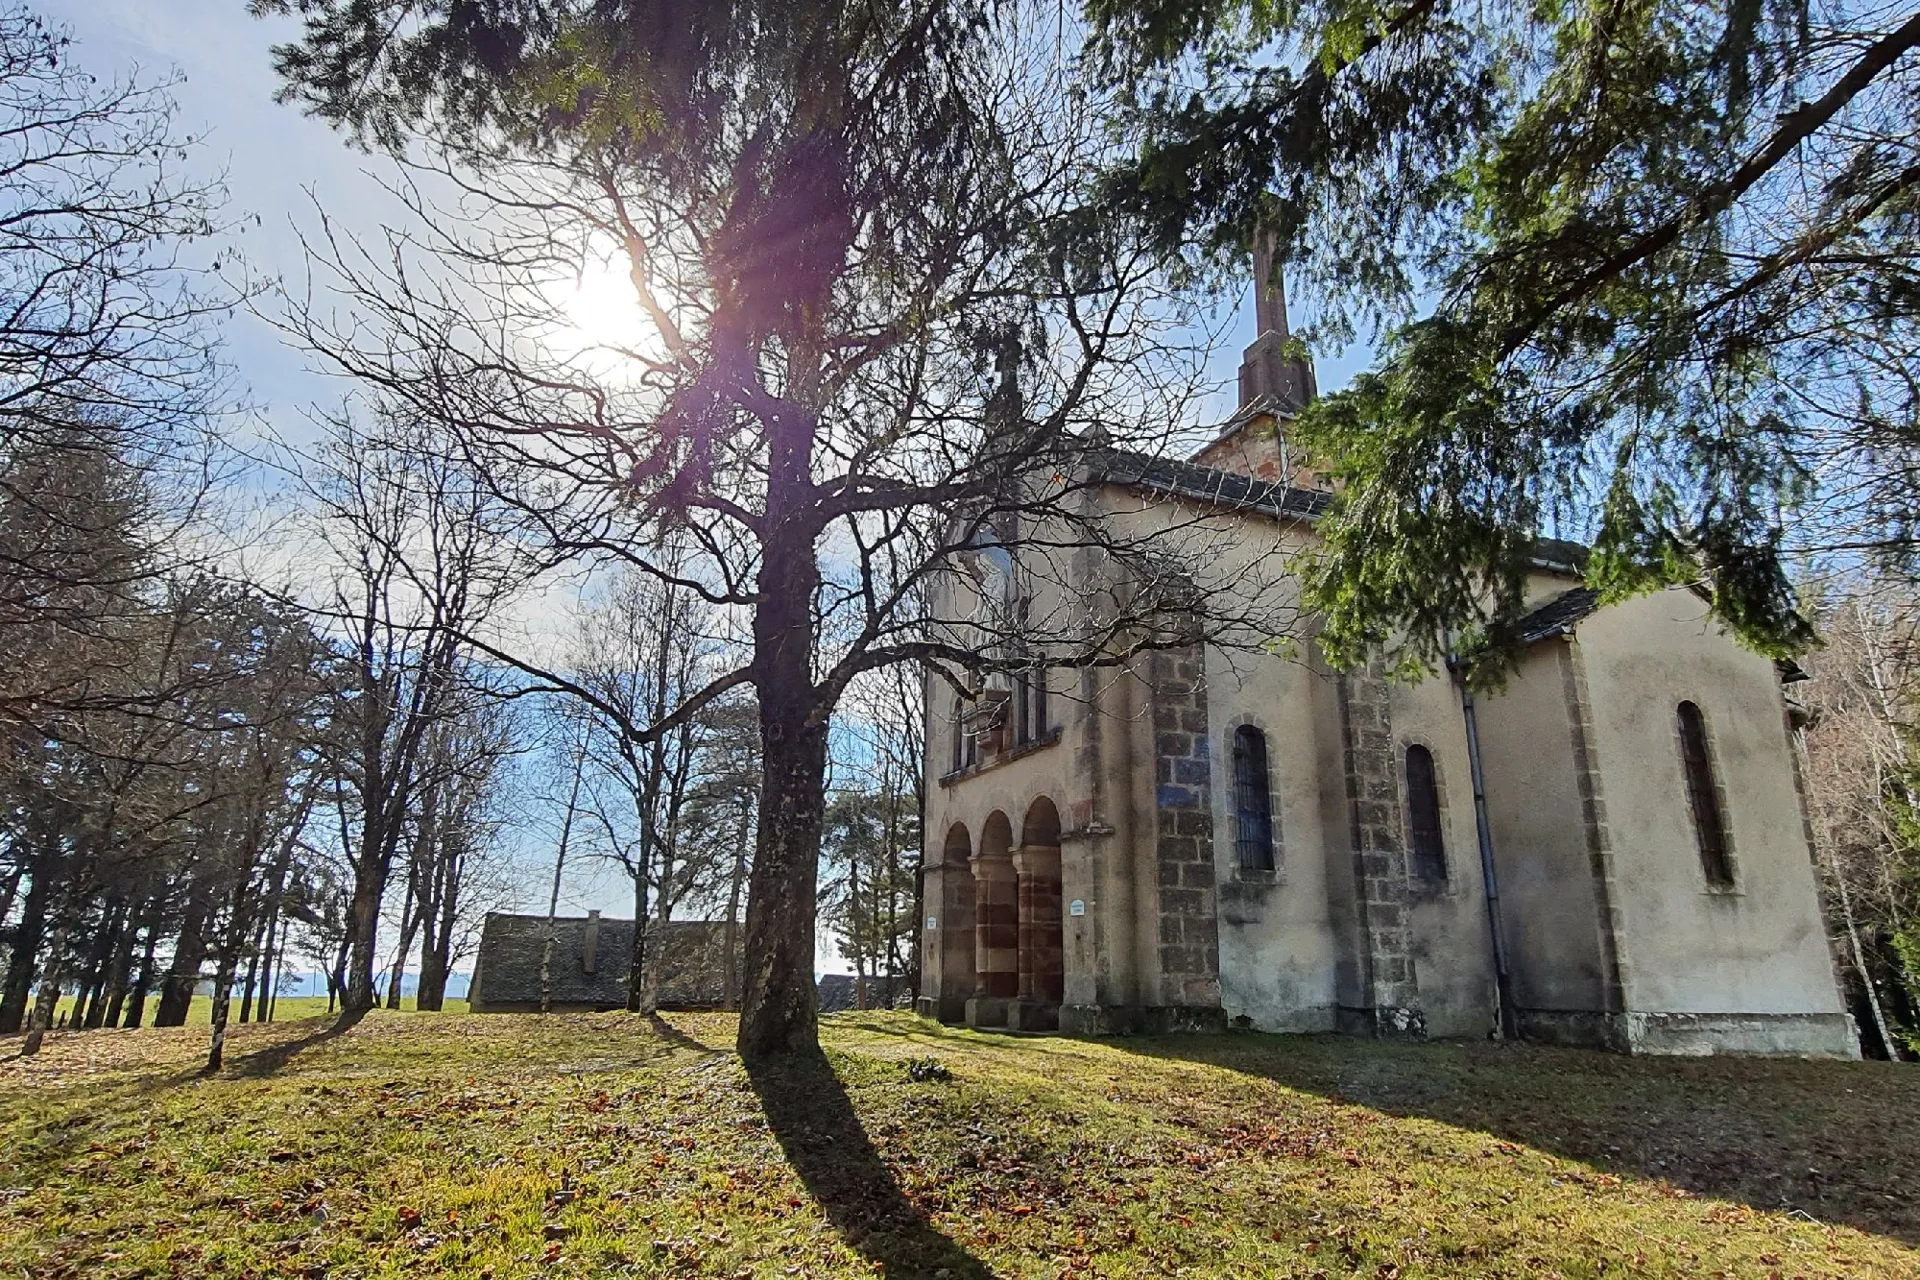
[1,1010,1915,1278]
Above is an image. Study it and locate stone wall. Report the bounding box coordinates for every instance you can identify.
[1336,663,1424,1036]
[1147,645,1224,1025]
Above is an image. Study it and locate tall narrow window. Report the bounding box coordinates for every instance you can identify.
[951,692,977,773]
[950,692,964,773]
[1012,658,1030,746]
[1405,745,1447,883]
[1013,659,1048,745]
[1231,725,1275,871]
[1677,701,1734,887]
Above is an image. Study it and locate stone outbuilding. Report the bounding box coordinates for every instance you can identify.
[916,256,1857,1058]
[467,912,731,1012]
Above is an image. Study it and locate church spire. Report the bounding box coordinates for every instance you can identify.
[1238,231,1317,412]
[1252,229,1289,340]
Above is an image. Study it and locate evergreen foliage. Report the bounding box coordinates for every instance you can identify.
[1090,0,1920,678]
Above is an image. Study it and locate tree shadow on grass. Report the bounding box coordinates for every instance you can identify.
[746,1045,996,1279]
[228,1005,367,1078]
[1111,1033,1920,1248]
[645,1011,722,1055]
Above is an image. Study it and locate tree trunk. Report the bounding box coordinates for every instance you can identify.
[251,793,305,1023]
[723,806,748,1010]
[239,925,262,1024]
[122,901,161,1028]
[20,913,71,1056]
[206,952,238,1072]
[343,859,385,1013]
[385,863,421,1009]
[79,896,125,1029]
[0,864,22,935]
[253,906,277,1023]
[0,853,52,1033]
[100,895,143,1029]
[265,927,288,1022]
[736,367,828,1060]
[738,700,828,1057]
[643,896,669,1015]
[155,894,211,1027]
[418,840,460,1011]
[20,868,87,1056]
[331,931,352,1015]
[637,867,660,1013]
[205,878,256,1072]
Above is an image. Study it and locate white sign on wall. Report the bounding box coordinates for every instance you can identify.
[1068,899,1086,917]
[926,915,938,931]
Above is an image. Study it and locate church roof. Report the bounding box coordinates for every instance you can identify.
[1514,586,1602,644]
[1091,448,1591,581]
[1512,583,1809,682]
[1093,446,1332,521]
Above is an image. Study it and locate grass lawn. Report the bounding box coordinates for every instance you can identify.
[1,1011,1915,1278]
[43,994,470,1027]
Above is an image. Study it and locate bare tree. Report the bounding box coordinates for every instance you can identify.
[676,694,761,1007]
[1799,574,1920,1058]
[299,409,525,1014]
[398,694,518,1011]
[0,5,242,730]
[824,664,927,1006]
[569,562,726,1012]
[261,2,1301,1057]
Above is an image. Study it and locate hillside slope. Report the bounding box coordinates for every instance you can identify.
[2,1011,1916,1278]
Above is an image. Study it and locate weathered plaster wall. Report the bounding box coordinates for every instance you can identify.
[1203,639,1342,1032]
[919,473,1851,1057]
[1386,675,1499,1038]
[1572,589,1854,1055]
[1473,640,1618,1027]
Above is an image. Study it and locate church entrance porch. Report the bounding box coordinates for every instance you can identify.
[959,798,1067,1032]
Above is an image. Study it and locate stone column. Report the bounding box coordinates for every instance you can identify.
[966,851,1017,1027]
[1009,843,1063,1031]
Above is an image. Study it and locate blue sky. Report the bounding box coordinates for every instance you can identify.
[47,2,1378,444]
[45,2,427,450]
[45,2,1382,970]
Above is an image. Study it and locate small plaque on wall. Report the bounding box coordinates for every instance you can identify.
[1068,899,1086,917]
[926,915,938,931]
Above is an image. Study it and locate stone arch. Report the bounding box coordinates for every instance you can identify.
[1010,795,1065,1028]
[968,811,1019,1024]
[980,809,1013,860]
[933,822,977,1021]
[1021,795,1060,848]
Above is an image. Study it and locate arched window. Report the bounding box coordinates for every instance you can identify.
[951,691,977,773]
[1405,745,1447,882]
[1231,725,1275,871]
[1677,701,1734,887]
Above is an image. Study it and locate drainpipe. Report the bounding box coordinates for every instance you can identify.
[1450,655,1517,1040]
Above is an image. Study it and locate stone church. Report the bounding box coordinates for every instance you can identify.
[916,255,1858,1057]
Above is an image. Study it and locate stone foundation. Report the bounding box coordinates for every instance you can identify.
[1058,1003,1230,1035]
[1513,1007,1860,1057]
[1623,1010,1860,1058]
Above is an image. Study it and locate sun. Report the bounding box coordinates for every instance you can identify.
[537,244,671,379]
